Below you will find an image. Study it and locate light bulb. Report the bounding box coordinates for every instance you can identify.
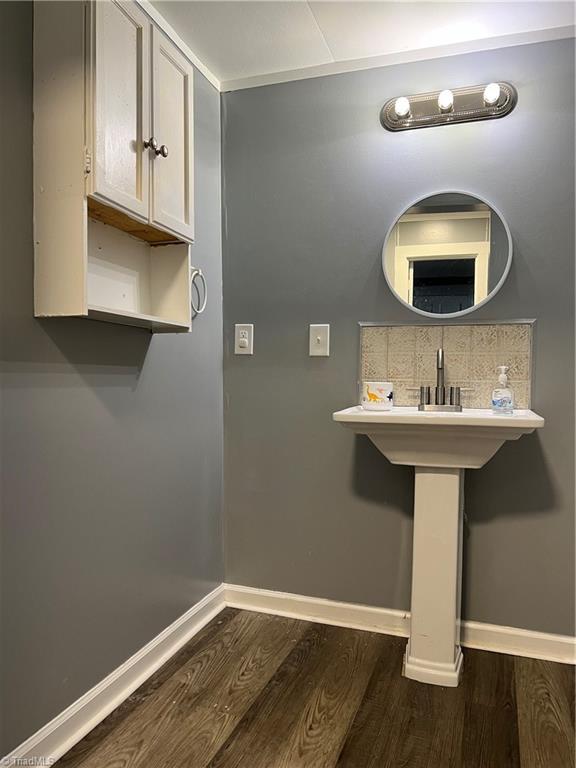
[483,82,500,106]
[438,89,454,113]
[394,96,411,118]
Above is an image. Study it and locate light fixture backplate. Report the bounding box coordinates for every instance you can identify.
[380,82,517,131]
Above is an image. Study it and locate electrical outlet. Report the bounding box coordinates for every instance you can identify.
[234,324,254,355]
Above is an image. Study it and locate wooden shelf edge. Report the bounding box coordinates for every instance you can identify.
[87,196,189,246]
[87,305,191,333]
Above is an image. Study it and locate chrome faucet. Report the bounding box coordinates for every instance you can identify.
[418,348,462,412]
[436,347,445,394]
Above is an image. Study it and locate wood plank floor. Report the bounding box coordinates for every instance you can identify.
[57,609,575,768]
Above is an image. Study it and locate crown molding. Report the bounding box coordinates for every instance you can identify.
[136,0,221,90]
[221,24,575,92]
[130,8,574,95]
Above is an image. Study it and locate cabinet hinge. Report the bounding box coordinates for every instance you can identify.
[84,148,92,175]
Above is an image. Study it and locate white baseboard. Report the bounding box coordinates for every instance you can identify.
[222,583,410,637]
[461,619,576,664]
[4,584,226,765]
[223,583,576,665]
[5,581,574,766]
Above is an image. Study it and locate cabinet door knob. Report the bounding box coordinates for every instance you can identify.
[155,144,169,158]
[144,137,158,151]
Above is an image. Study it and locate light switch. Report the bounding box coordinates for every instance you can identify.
[309,324,330,356]
[234,324,254,355]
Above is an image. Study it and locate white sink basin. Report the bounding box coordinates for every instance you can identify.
[333,406,544,469]
[333,405,544,687]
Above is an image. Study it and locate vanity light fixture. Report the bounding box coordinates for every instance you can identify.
[380,81,517,131]
[437,89,454,113]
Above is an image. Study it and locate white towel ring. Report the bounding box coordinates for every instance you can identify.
[190,268,207,315]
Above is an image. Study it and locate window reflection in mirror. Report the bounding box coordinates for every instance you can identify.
[383,193,512,317]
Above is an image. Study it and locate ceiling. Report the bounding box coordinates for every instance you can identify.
[151,1,575,90]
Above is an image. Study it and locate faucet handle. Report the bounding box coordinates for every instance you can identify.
[420,385,431,405]
[449,386,461,407]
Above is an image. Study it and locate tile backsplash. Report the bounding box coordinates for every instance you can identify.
[360,322,533,409]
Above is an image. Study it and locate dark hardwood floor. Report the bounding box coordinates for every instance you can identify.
[57,609,575,768]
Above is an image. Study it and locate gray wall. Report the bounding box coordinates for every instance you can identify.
[0,2,223,753]
[222,39,575,636]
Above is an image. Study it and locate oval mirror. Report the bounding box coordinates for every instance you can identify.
[382,192,512,318]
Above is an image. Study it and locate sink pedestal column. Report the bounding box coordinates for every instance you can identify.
[404,467,464,687]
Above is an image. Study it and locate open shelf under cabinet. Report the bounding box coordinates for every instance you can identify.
[86,217,191,333]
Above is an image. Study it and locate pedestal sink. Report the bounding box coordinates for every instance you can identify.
[333,406,544,686]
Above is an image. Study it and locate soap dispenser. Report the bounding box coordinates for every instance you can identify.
[491,365,514,414]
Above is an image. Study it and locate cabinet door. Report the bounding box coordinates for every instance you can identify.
[151,28,194,242]
[90,0,151,220]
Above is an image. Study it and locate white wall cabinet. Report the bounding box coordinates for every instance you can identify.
[34,0,196,333]
[151,29,194,241]
[90,0,151,221]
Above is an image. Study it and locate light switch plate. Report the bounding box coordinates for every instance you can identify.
[234,324,254,355]
[309,324,330,356]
